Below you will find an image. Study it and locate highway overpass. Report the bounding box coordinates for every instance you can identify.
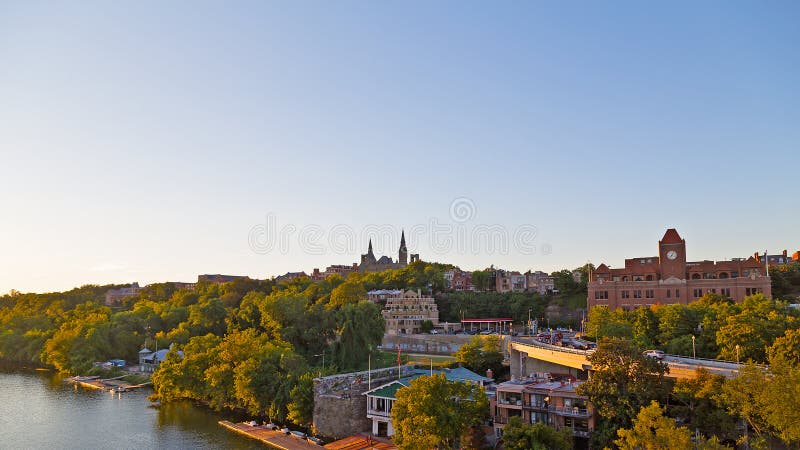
[508,337,744,380]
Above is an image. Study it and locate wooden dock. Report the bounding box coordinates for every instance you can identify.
[323,435,397,450]
[218,421,323,449]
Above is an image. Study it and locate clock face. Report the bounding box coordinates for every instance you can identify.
[666,250,678,260]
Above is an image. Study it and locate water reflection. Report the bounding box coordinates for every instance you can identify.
[0,370,261,450]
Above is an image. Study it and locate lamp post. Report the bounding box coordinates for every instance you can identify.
[314,351,325,372]
[691,335,696,359]
[735,345,740,367]
[528,309,532,335]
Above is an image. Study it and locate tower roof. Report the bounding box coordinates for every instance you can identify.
[367,238,374,255]
[400,229,406,248]
[660,228,684,244]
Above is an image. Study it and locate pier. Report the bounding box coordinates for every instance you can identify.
[219,421,322,449]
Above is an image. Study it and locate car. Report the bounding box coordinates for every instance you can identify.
[643,350,665,360]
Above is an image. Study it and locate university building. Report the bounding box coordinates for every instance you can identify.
[381,289,439,335]
[587,229,771,310]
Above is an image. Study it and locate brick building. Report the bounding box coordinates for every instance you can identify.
[588,229,771,310]
[311,263,359,280]
[492,375,594,443]
[104,283,141,306]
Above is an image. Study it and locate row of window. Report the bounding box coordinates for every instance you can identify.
[692,288,733,297]
[620,290,658,299]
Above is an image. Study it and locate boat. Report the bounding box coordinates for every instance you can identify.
[290,430,307,439]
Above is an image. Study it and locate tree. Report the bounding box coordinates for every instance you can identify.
[420,320,434,334]
[577,338,671,449]
[328,280,367,309]
[287,372,315,428]
[471,271,490,292]
[331,301,384,371]
[670,369,738,442]
[391,374,488,449]
[616,401,707,450]
[501,416,571,450]
[454,335,503,376]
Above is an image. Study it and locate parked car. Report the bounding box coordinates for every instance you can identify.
[643,350,665,360]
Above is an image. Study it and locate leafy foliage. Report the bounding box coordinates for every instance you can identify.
[501,416,572,450]
[391,373,488,449]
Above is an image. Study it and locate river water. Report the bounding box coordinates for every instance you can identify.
[0,370,262,449]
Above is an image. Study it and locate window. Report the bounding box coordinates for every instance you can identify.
[711,289,716,294]
[621,290,630,299]
[594,291,609,300]
[634,290,642,299]
[646,275,654,281]
[676,289,680,298]
[746,288,751,296]
[646,290,654,299]
[667,290,671,298]
[693,289,703,297]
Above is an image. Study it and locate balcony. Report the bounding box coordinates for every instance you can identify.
[550,405,591,418]
[367,409,391,418]
[522,401,549,411]
[555,425,592,438]
[497,398,523,408]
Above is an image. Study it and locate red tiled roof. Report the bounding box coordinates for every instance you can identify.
[660,228,683,244]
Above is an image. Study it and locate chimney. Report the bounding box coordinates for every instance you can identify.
[486,368,494,380]
[754,252,760,262]
[783,250,788,257]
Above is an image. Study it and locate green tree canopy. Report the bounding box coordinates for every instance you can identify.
[501,416,572,450]
[391,373,488,450]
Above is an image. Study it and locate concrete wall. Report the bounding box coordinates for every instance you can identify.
[381,334,472,355]
[312,366,414,439]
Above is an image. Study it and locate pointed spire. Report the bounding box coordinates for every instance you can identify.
[368,238,374,255]
[400,229,406,249]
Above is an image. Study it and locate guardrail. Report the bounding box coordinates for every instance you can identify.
[511,337,763,370]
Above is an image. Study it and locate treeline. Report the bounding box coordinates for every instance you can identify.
[0,261,454,426]
[585,293,799,363]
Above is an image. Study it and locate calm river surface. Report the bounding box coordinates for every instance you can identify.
[0,370,262,449]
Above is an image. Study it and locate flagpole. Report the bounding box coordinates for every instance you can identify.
[397,345,401,380]
[765,250,770,276]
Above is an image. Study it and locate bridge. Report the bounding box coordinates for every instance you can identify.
[508,337,744,380]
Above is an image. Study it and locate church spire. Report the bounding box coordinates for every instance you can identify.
[399,230,408,265]
[368,238,374,255]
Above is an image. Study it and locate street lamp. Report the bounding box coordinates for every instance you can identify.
[314,351,325,372]
[691,335,696,359]
[528,309,532,335]
[735,345,740,366]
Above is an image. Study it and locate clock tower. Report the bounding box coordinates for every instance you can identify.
[659,228,686,280]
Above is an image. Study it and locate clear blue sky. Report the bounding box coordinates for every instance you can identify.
[1,1,798,293]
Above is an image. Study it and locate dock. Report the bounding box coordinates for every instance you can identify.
[323,435,397,450]
[64,375,151,392]
[218,421,323,449]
